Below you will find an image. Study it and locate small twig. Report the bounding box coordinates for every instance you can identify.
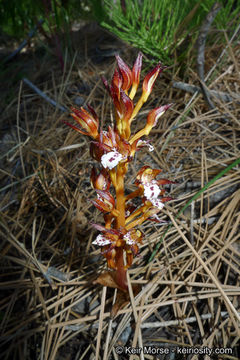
[197,2,221,80]
[96,286,107,360]
[66,311,240,330]
[3,19,44,64]
[199,81,216,110]
[190,201,195,245]
[17,81,26,177]
[172,81,240,103]
[23,78,67,112]
[45,267,71,282]
[144,216,220,229]
[197,2,221,109]
[141,311,240,329]
[103,289,117,360]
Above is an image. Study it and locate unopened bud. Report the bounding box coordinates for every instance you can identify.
[142,63,164,102]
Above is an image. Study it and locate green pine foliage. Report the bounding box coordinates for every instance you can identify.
[100,0,240,63]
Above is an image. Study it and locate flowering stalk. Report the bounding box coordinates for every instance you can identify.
[66,53,174,292]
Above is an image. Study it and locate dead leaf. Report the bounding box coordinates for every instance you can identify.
[94,271,123,290]
[111,290,129,317]
[111,284,141,318]
[94,270,128,292]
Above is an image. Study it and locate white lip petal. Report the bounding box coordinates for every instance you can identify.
[101,151,123,170]
[137,140,144,146]
[147,144,154,152]
[123,232,135,245]
[137,140,154,152]
[92,234,111,246]
[150,199,164,210]
[143,182,161,200]
[149,213,161,221]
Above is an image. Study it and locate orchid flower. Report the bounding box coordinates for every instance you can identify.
[66,53,174,292]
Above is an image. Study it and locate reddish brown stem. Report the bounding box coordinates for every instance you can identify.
[114,164,128,290]
[115,247,128,291]
[115,166,126,229]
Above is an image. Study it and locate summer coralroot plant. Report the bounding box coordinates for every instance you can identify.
[66,53,174,292]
